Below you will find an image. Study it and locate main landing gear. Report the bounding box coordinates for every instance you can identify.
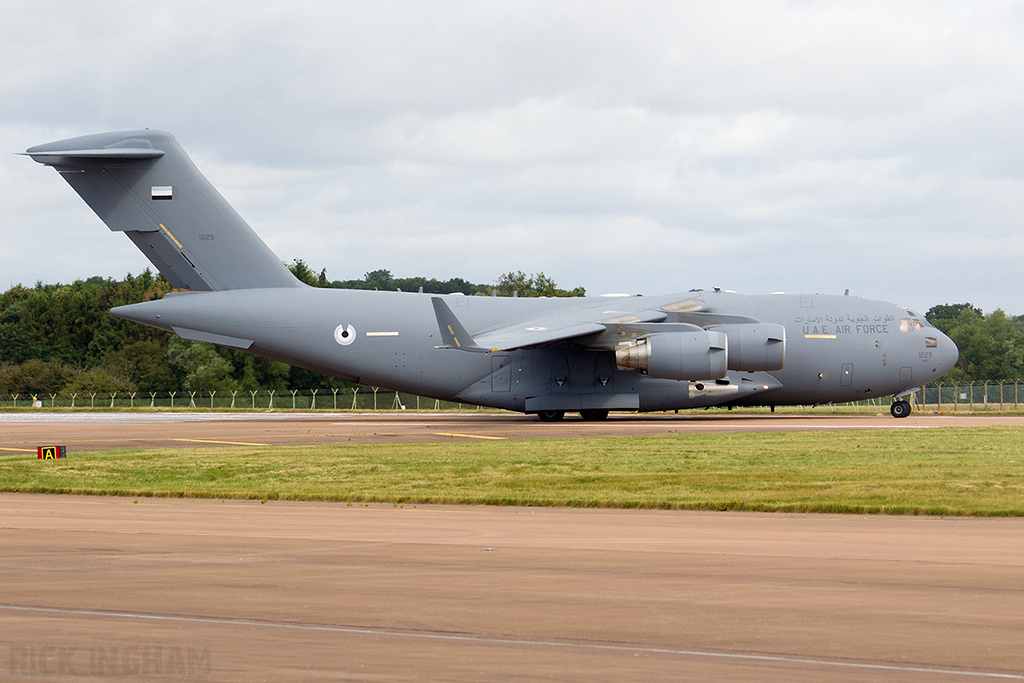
[890,400,912,418]
[534,409,609,422]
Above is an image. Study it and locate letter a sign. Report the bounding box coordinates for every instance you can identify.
[37,446,67,459]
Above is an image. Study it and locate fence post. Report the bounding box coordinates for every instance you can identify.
[109,392,117,408]
[372,387,379,410]
[71,393,77,409]
[351,388,359,410]
[210,390,216,409]
[332,388,338,410]
[130,392,137,408]
[150,392,156,408]
[188,391,197,408]
[291,389,298,410]
[49,393,58,408]
[311,389,317,410]
[268,390,276,409]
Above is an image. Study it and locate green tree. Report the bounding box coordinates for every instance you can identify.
[288,259,330,288]
[64,367,137,395]
[166,338,239,392]
[494,271,585,297]
[100,339,175,392]
[927,304,1024,382]
[0,359,73,396]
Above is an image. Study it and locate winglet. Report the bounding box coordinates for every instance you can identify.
[431,298,491,352]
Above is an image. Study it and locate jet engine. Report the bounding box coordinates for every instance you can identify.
[714,323,786,371]
[614,331,728,380]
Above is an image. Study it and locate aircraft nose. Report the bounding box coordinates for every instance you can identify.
[938,331,959,377]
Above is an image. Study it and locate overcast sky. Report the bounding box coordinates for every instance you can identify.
[2,1,1023,314]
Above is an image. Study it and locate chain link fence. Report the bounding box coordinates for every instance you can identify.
[0,388,478,411]
[918,381,1022,411]
[2,381,1022,412]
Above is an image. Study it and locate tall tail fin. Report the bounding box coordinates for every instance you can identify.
[25,130,302,291]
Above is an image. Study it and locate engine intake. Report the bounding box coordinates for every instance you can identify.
[615,331,728,380]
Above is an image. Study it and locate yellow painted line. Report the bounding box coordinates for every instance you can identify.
[171,438,269,446]
[160,223,183,249]
[0,447,35,453]
[447,324,462,348]
[804,334,837,339]
[434,432,506,441]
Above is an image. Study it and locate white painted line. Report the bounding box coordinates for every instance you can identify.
[1,605,1019,680]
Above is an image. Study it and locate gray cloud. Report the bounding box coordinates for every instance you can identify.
[3,0,1024,313]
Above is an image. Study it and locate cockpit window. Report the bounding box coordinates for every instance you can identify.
[900,318,925,333]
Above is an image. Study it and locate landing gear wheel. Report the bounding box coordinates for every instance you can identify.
[890,400,911,418]
[537,410,565,422]
[579,409,609,421]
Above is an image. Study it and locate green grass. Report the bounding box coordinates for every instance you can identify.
[2,427,1023,515]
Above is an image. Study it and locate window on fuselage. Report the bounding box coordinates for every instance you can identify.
[900,318,925,333]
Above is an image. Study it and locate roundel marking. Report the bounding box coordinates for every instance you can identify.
[334,324,357,346]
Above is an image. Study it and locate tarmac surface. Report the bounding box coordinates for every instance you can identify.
[2,410,1023,453]
[2,412,1023,680]
[1,494,1023,681]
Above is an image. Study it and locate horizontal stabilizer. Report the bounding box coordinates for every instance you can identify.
[23,148,165,162]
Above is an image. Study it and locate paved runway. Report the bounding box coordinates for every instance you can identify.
[2,411,1022,453]
[1,494,1022,681]
[3,415,1023,680]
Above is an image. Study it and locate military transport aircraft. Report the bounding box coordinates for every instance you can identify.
[25,130,958,420]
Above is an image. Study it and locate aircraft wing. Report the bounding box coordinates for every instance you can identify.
[432,297,668,351]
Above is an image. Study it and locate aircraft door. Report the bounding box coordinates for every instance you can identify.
[840,363,853,387]
[491,355,512,392]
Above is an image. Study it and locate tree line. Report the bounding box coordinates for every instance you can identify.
[2,266,1020,397]
[0,263,584,396]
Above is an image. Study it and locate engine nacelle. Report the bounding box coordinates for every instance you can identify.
[614,331,728,380]
[714,323,786,371]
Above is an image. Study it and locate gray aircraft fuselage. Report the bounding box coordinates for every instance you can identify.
[24,130,959,419]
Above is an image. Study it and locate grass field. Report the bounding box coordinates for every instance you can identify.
[2,426,1023,515]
